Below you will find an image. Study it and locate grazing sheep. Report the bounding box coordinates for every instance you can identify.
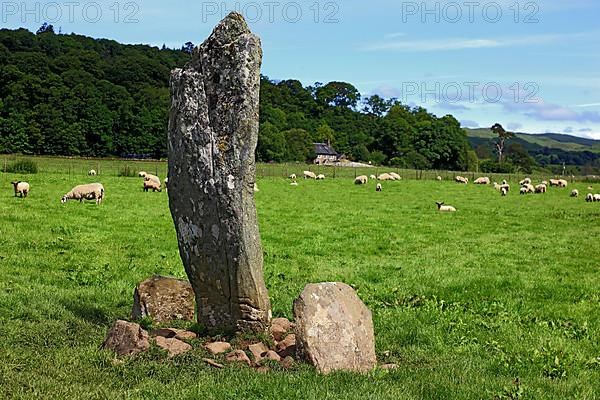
[570,189,579,197]
[290,180,298,186]
[138,171,147,177]
[455,176,468,184]
[11,181,30,198]
[389,172,401,180]
[354,175,368,185]
[501,187,508,196]
[143,179,162,192]
[435,202,456,212]
[493,182,501,190]
[519,177,532,185]
[595,194,600,202]
[502,180,507,185]
[520,184,534,195]
[436,176,442,181]
[144,174,161,185]
[585,193,594,202]
[378,173,394,181]
[500,183,510,193]
[376,183,382,192]
[61,183,104,204]
[535,184,547,194]
[549,179,560,187]
[474,177,490,185]
[303,171,316,179]
[369,174,376,180]
[88,169,97,176]
[558,179,568,188]
[289,174,297,180]
[316,174,325,180]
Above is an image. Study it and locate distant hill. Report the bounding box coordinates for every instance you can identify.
[464,128,600,168]
[465,128,600,154]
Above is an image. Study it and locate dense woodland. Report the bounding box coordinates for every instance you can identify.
[0,26,597,173]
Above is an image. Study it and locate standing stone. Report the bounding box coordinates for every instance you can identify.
[293,282,377,374]
[131,275,195,323]
[168,12,271,332]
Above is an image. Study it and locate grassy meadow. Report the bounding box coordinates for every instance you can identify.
[1,163,599,399]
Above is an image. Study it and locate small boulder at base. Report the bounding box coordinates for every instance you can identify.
[270,317,293,341]
[275,334,296,358]
[102,320,150,357]
[293,282,377,374]
[204,341,232,355]
[155,336,193,358]
[131,275,195,323]
[151,327,197,341]
[248,342,269,362]
[225,350,252,366]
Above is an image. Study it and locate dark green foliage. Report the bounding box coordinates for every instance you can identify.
[0,28,189,158]
[4,159,37,173]
[0,28,471,170]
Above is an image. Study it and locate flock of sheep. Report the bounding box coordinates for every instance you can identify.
[8,169,169,205]
[8,167,600,208]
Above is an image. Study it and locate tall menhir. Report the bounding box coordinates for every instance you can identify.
[167,12,271,332]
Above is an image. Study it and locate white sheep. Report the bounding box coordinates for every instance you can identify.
[354,175,368,185]
[289,174,297,180]
[436,202,456,212]
[378,173,394,181]
[62,183,104,204]
[585,193,594,202]
[316,174,325,180]
[436,176,442,181]
[493,182,501,190]
[11,181,30,198]
[534,184,547,194]
[144,174,161,185]
[143,179,162,192]
[88,169,97,176]
[502,180,507,185]
[519,177,532,185]
[303,171,316,179]
[370,175,376,180]
[595,194,600,202]
[376,183,382,192]
[558,179,568,188]
[549,179,560,187]
[138,171,147,177]
[389,172,401,180]
[290,180,298,186]
[500,183,510,193]
[455,176,468,184]
[501,187,508,196]
[474,177,490,185]
[570,189,579,198]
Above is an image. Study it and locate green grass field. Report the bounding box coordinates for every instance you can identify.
[1,167,599,399]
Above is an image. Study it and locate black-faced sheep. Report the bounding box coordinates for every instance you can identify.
[436,202,456,212]
[376,183,382,192]
[11,181,30,197]
[570,189,579,198]
[88,169,97,176]
[354,175,368,185]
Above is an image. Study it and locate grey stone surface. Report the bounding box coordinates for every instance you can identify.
[167,12,271,332]
[293,282,377,374]
[131,275,195,323]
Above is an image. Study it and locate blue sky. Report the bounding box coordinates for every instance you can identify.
[3,0,600,138]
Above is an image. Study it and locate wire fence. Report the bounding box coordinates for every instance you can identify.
[2,155,599,184]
